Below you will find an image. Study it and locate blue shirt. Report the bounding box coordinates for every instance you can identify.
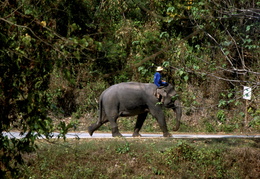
[154,72,168,87]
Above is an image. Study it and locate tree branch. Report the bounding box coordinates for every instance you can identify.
[0,17,66,57]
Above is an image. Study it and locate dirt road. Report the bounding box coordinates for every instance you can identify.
[3,131,260,139]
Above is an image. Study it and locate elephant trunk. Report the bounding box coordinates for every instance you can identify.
[172,99,182,131]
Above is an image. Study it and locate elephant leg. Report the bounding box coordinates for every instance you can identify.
[108,115,122,137]
[133,112,148,137]
[150,110,171,137]
[88,115,108,136]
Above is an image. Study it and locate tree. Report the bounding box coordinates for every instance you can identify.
[0,0,78,176]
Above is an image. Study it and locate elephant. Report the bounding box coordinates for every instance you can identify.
[88,82,182,137]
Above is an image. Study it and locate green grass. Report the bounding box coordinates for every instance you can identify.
[18,138,260,179]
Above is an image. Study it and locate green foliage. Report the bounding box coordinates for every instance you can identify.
[0,0,78,176]
[217,89,237,108]
[217,110,226,123]
[0,0,259,177]
[57,120,78,140]
[204,120,217,133]
[116,141,131,154]
[248,109,260,130]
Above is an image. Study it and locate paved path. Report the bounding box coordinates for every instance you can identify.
[3,131,260,139]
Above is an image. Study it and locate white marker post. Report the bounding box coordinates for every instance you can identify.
[243,86,252,127]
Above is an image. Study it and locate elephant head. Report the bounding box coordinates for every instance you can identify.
[155,84,182,131]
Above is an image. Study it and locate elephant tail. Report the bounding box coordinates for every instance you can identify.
[97,95,108,124]
[98,97,103,123]
[88,96,105,136]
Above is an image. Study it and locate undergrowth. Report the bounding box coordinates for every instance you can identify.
[18,138,259,179]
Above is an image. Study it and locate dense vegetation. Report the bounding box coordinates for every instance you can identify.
[0,0,259,177]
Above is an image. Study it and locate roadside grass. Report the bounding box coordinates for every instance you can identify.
[66,109,259,135]
[19,138,259,179]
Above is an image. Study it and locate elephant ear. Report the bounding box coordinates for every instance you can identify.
[161,89,167,97]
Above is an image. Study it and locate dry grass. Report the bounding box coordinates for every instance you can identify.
[19,138,260,179]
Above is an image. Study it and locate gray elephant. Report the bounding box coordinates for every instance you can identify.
[88,82,182,137]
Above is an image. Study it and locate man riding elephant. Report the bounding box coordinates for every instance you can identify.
[88,82,182,137]
[154,66,168,87]
[154,66,168,103]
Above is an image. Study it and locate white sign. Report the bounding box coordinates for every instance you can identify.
[243,86,252,100]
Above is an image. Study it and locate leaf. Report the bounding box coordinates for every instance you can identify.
[179,70,184,76]
[193,65,199,70]
[160,32,169,39]
[162,61,170,67]
[246,25,251,32]
[25,9,32,15]
[184,75,189,82]
[132,41,140,45]
[167,7,175,13]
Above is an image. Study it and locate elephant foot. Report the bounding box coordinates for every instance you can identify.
[112,127,123,137]
[88,125,95,136]
[132,132,142,137]
[163,132,172,137]
[112,132,123,137]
